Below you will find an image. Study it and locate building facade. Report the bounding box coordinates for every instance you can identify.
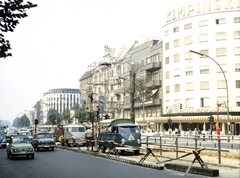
[161,0,240,134]
[40,88,80,124]
[79,0,240,134]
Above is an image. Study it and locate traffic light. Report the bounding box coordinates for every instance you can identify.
[180,104,182,109]
[168,118,172,125]
[208,115,214,123]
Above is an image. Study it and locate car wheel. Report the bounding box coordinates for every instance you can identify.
[100,145,106,153]
[51,147,54,151]
[134,150,140,155]
[9,152,14,159]
[120,150,125,154]
[31,154,34,159]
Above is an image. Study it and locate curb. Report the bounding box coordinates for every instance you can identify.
[56,145,164,170]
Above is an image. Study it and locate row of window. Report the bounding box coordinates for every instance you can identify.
[165,17,240,36]
[165,48,240,64]
[165,80,240,93]
[166,35,240,50]
[124,107,161,118]
[165,63,240,78]
[166,96,240,108]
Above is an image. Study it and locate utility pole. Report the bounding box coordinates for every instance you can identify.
[130,71,136,123]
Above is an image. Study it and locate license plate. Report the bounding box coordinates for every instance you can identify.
[20,151,26,154]
[44,145,50,147]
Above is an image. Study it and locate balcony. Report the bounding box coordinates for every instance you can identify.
[141,62,161,72]
[119,71,131,79]
[113,88,124,95]
[146,80,161,87]
[153,99,161,105]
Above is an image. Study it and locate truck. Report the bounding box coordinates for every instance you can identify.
[61,124,86,147]
[97,119,141,155]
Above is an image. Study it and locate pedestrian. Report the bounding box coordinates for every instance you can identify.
[85,127,93,150]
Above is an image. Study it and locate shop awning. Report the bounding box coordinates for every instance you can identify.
[152,89,158,95]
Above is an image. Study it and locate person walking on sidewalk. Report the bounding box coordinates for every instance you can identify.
[85,127,93,150]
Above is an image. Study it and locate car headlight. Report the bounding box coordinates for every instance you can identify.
[137,139,141,144]
[12,148,18,152]
[121,138,126,145]
[28,148,33,151]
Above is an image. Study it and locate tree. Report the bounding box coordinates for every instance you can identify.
[19,114,30,127]
[0,0,37,58]
[124,73,153,123]
[12,117,20,127]
[12,114,30,127]
[74,104,87,123]
[61,109,71,125]
[47,109,61,125]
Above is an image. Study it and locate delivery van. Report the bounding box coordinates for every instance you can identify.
[62,124,86,147]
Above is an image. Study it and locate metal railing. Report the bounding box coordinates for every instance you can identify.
[141,134,240,164]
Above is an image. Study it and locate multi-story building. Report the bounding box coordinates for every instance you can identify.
[40,88,80,124]
[79,40,162,130]
[161,0,240,134]
[79,0,240,135]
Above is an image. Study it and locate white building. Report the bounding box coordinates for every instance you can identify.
[41,88,80,124]
[161,0,240,134]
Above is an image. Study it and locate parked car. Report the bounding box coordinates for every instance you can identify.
[31,132,55,151]
[0,133,7,148]
[0,138,7,148]
[6,136,34,159]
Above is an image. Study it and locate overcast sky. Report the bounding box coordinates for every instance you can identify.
[0,0,189,124]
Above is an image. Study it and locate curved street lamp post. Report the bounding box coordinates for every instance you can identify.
[190,50,230,137]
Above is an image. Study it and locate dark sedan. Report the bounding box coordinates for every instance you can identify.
[31,132,55,151]
[5,130,19,143]
[0,133,7,148]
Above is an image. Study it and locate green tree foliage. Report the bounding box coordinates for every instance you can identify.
[0,0,37,58]
[47,109,61,125]
[124,74,154,123]
[71,103,80,110]
[74,104,87,123]
[61,109,72,124]
[12,114,30,127]
[12,117,20,127]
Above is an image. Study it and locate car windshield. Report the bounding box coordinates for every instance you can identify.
[69,127,85,132]
[13,137,30,144]
[38,133,51,138]
[118,126,140,134]
[19,132,30,136]
[8,130,18,134]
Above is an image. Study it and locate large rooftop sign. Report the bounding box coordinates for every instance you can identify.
[166,0,240,24]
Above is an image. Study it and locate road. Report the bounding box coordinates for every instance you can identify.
[0,147,209,178]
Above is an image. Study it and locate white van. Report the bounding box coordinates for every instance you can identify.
[63,124,86,147]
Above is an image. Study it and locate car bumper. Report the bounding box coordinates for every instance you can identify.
[37,144,55,148]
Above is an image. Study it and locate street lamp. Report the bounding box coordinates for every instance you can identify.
[190,50,229,136]
[168,103,182,130]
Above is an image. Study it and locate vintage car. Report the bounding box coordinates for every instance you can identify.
[6,136,34,159]
[5,130,19,143]
[0,132,7,148]
[18,131,33,142]
[31,132,55,151]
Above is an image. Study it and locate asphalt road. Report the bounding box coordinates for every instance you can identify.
[0,147,209,178]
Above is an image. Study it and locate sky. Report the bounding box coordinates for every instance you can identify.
[0,0,190,124]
